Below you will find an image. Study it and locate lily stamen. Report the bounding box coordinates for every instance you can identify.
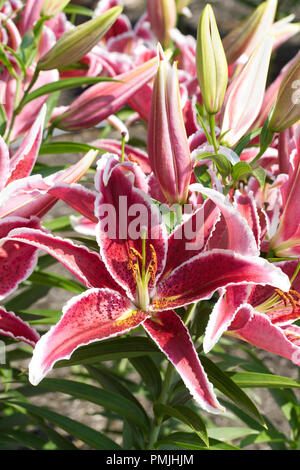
[274,288,300,313]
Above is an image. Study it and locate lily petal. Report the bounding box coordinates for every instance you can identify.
[154,249,290,310]
[29,288,149,385]
[95,155,168,300]
[0,136,10,191]
[2,228,120,291]
[162,198,220,278]
[0,217,41,300]
[7,105,46,184]
[190,184,259,256]
[0,306,39,347]
[143,310,224,413]
[229,304,300,366]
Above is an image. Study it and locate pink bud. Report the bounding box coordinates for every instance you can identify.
[147,56,192,204]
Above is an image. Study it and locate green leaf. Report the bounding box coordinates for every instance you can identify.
[207,426,258,442]
[55,336,159,367]
[200,356,266,427]
[39,141,103,155]
[43,216,72,232]
[85,364,147,416]
[193,164,211,187]
[229,371,300,389]
[21,76,118,107]
[252,166,266,189]
[233,128,262,156]
[9,401,121,450]
[4,285,51,311]
[0,104,7,136]
[26,271,85,294]
[63,4,94,17]
[17,30,36,68]
[195,152,232,178]
[156,432,239,450]
[260,115,274,152]
[232,161,253,184]
[38,378,149,431]
[0,43,17,79]
[154,403,209,447]
[129,356,162,400]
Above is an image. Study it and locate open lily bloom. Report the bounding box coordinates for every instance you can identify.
[205,260,300,366]
[0,216,41,347]
[3,155,291,414]
[269,126,300,256]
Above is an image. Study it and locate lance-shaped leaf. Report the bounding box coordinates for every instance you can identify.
[53,57,158,130]
[221,36,273,147]
[0,306,39,347]
[37,6,123,70]
[147,56,192,204]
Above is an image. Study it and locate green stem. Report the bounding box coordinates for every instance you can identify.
[209,113,218,154]
[120,132,126,162]
[14,68,40,116]
[175,204,182,227]
[146,363,174,450]
[5,74,22,144]
[183,303,196,326]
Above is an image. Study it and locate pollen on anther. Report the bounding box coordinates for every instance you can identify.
[148,244,158,285]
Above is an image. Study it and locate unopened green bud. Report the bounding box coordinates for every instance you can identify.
[268,56,300,132]
[42,0,71,16]
[37,6,122,70]
[196,4,228,115]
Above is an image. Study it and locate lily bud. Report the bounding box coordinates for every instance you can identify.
[271,15,300,51]
[147,56,192,204]
[221,36,273,147]
[53,57,158,130]
[147,0,177,48]
[37,6,122,70]
[42,0,71,16]
[196,4,228,115]
[268,56,300,132]
[175,0,191,14]
[223,0,277,65]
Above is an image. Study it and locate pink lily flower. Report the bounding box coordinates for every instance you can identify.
[205,260,300,366]
[269,126,300,256]
[0,105,98,220]
[53,56,158,131]
[4,157,290,413]
[0,105,46,191]
[0,216,42,347]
